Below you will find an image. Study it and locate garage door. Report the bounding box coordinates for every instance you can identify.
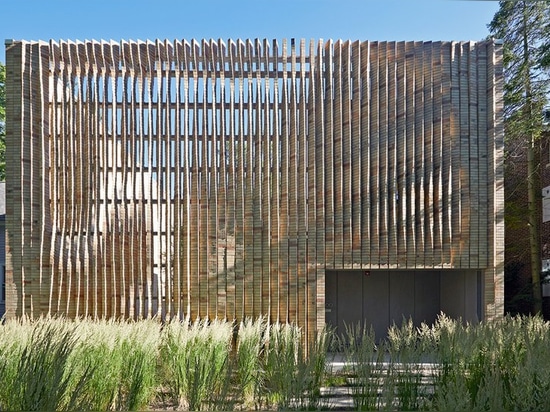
[325,270,481,339]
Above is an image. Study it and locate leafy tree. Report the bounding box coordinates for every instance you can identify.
[489,1,550,314]
[0,61,5,181]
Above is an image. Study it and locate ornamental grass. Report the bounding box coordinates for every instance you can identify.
[0,313,549,410]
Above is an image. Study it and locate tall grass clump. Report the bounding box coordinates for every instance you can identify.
[235,316,267,407]
[339,322,385,410]
[159,318,233,411]
[0,318,93,411]
[427,313,550,411]
[385,319,433,411]
[70,319,160,411]
[261,323,330,410]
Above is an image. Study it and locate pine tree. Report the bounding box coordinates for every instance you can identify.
[489,0,550,314]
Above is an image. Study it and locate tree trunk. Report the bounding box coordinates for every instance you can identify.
[522,3,543,314]
[527,134,542,314]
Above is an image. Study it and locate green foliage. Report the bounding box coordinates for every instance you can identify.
[159,318,234,411]
[489,1,550,122]
[0,62,5,121]
[70,319,160,411]
[0,319,94,411]
[236,316,267,406]
[489,0,550,315]
[261,323,330,410]
[0,315,549,410]
[338,322,385,410]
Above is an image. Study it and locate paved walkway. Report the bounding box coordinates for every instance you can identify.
[319,352,440,410]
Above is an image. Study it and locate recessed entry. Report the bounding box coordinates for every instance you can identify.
[325,269,481,340]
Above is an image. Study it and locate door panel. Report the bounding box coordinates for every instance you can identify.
[363,271,389,340]
[389,271,415,328]
[464,271,480,322]
[325,271,338,330]
[337,271,363,333]
[414,270,440,326]
[440,271,465,319]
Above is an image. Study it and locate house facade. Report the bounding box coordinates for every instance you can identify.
[0,182,5,317]
[5,39,504,340]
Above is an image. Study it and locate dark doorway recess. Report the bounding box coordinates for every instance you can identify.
[325,270,481,339]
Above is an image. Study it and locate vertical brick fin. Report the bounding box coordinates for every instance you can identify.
[252,39,263,318]
[432,42,443,267]
[261,39,271,318]
[468,41,479,269]
[377,42,390,267]
[271,39,281,322]
[53,41,67,315]
[307,38,318,341]
[440,42,452,265]
[38,42,51,316]
[90,41,103,318]
[459,42,471,269]
[198,39,209,318]
[205,39,218,319]
[76,41,89,317]
[78,40,92,316]
[119,40,129,319]
[172,40,183,320]
[165,40,175,318]
[422,42,434,268]
[477,43,489,269]
[360,41,371,265]
[190,40,201,319]
[62,41,74,316]
[5,41,24,317]
[413,41,424,267]
[5,42,37,317]
[233,40,245,320]
[47,41,59,315]
[333,40,343,268]
[288,39,298,321]
[29,42,44,316]
[138,41,149,319]
[449,42,461,267]
[215,39,226,320]
[279,39,289,322]
[81,41,93,317]
[486,40,505,318]
[243,39,254,319]
[340,41,352,268]
[156,40,166,318]
[386,42,397,267]
[109,41,120,318]
[350,41,362,268]
[404,42,416,266]
[369,42,380,268]
[179,40,192,319]
[225,39,236,322]
[323,40,334,270]
[297,39,307,331]
[144,40,155,318]
[395,42,407,268]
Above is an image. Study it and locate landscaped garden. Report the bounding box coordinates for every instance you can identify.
[0,313,549,411]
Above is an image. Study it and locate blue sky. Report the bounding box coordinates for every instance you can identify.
[1,0,499,63]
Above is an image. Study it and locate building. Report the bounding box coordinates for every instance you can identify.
[0,182,5,317]
[4,39,504,341]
